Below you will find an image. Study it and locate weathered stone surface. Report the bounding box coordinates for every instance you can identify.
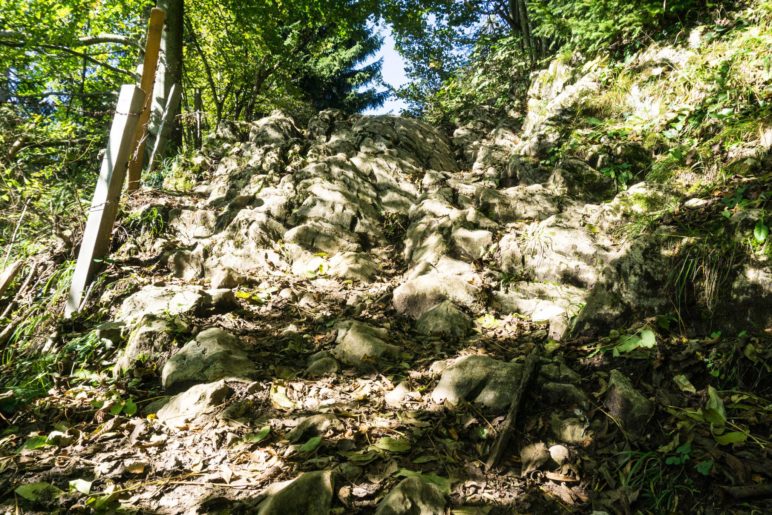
[548,158,615,201]
[306,355,339,378]
[169,208,217,244]
[119,285,211,326]
[374,477,446,515]
[114,316,186,378]
[541,382,589,407]
[162,328,256,391]
[258,470,333,515]
[332,321,400,370]
[394,258,482,319]
[415,301,472,340]
[605,369,654,435]
[167,246,205,281]
[156,379,233,427]
[493,281,587,340]
[451,227,492,260]
[508,216,606,289]
[432,355,522,410]
[539,361,582,385]
[477,185,559,222]
[328,252,378,282]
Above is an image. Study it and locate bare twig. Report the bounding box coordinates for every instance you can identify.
[486,345,541,470]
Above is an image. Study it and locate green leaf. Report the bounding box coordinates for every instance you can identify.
[753,221,768,243]
[639,328,656,348]
[299,436,323,453]
[243,426,271,444]
[69,479,92,495]
[338,450,378,464]
[109,401,124,416]
[704,386,726,426]
[695,459,714,476]
[373,436,411,453]
[22,435,51,450]
[673,374,696,394]
[123,398,137,417]
[713,431,747,446]
[15,482,63,502]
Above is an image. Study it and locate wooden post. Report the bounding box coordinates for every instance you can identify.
[66,85,145,317]
[147,83,181,171]
[126,7,166,192]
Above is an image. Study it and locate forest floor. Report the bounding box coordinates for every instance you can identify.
[1,16,771,510]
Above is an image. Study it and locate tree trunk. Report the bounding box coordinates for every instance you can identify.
[515,0,535,64]
[149,0,184,154]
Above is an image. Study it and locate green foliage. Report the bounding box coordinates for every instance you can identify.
[422,35,532,127]
[530,0,721,55]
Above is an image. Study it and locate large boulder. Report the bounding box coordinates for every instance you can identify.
[332,321,400,370]
[415,301,472,341]
[161,328,256,391]
[432,355,523,411]
[156,379,234,427]
[114,315,187,378]
[605,370,654,435]
[118,285,212,326]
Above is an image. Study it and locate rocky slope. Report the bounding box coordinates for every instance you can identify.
[2,48,770,513]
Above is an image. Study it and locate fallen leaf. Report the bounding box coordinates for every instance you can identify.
[15,482,63,502]
[299,435,323,453]
[69,479,92,495]
[373,436,411,453]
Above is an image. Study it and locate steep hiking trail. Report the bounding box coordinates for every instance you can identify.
[2,56,771,513]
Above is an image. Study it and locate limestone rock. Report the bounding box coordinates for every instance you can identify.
[374,477,446,515]
[451,227,492,260]
[156,380,233,427]
[431,355,522,411]
[539,361,582,385]
[332,321,400,370]
[415,301,472,340]
[605,370,654,435]
[548,158,616,201]
[119,285,211,326]
[328,252,378,282]
[306,354,339,378]
[114,316,187,378]
[393,259,482,319]
[541,382,589,407]
[477,185,559,222]
[492,281,587,340]
[258,470,333,515]
[161,328,256,391]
